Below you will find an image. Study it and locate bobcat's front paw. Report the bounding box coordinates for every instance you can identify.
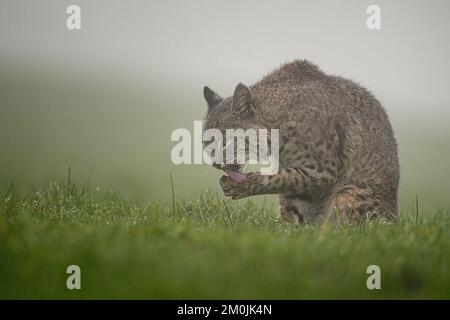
[219,173,261,200]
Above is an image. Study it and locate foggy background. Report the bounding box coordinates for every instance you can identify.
[1,0,449,210]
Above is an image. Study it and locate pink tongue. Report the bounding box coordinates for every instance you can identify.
[225,170,248,183]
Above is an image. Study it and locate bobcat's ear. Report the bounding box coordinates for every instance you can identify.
[203,86,222,109]
[232,83,255,116]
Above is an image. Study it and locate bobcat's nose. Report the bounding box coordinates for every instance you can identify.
[212,162,223,170]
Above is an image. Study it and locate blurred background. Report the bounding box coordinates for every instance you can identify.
[1,0,449,211]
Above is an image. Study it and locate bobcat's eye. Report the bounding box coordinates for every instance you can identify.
[203,138,213,145]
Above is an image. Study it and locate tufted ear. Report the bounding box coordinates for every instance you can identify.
[203,86,223,109]
[232,83,255,115]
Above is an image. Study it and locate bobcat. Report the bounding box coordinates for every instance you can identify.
[203,60,399,224]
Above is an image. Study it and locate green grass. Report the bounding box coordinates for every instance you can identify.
[0,180,449,299]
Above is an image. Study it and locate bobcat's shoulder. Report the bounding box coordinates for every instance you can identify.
[255,59,327,87]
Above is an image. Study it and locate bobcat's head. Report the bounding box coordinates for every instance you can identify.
[203,83,261,183]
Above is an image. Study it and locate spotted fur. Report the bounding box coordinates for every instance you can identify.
[203,60,400,224]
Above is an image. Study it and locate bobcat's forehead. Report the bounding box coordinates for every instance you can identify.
[205,98,234,130]
[203,83,258,132]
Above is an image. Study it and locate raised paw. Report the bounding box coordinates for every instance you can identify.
[219,173,261,200]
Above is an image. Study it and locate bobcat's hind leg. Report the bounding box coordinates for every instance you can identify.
[322,185,392,225]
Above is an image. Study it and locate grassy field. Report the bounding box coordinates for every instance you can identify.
[1,63,449,299]
[0,179,449,299]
